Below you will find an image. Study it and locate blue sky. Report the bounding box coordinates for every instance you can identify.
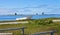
[0,0,60,15]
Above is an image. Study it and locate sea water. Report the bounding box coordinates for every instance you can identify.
[0,14,60,21]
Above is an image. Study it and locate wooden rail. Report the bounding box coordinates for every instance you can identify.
[30,30,56,35]
[0,27,26,35]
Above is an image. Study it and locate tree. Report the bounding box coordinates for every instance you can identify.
[42,12,44,15]
[15,13,17,15]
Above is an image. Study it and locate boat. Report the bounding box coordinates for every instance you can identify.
[16,16,32,20]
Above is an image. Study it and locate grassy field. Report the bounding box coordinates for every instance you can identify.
[0,18,60,35]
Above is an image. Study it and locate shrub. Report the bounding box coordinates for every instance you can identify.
[28,18,53,25]
[38,18,53,25]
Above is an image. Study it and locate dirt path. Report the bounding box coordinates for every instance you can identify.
[0,21,28,25]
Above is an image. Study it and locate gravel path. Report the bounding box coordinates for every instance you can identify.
[52,19,60,22]
[0,21,28,25]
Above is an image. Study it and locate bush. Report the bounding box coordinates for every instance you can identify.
[38,18,53,25]
[28,18,53,25]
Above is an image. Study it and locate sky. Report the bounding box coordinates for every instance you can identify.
[0,0,60,15]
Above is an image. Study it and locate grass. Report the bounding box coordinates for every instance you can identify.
[0,18,60,35]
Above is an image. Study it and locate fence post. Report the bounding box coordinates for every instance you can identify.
[22,27,24,35]
[51,32,54,35]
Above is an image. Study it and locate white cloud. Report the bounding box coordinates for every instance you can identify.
[0,8,18,15]
[0,4,60,15]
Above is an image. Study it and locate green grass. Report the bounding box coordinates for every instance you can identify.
[0,18,60,35]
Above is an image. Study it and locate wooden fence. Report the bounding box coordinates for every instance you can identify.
[30,30,56,35]
[0,27,57,35]
[0,27,26,35]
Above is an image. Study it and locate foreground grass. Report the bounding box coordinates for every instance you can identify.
[0,18,60,35]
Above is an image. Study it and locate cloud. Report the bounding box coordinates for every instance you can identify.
[0,8,18,15]
[0,4,60,15]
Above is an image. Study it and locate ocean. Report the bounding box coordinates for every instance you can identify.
[0,14,60,21]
